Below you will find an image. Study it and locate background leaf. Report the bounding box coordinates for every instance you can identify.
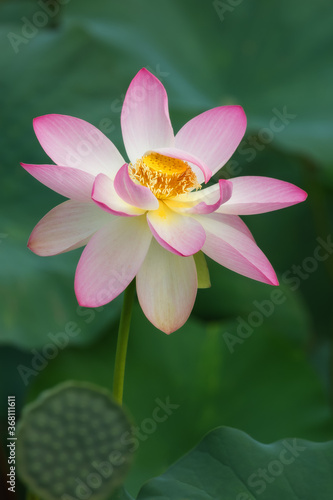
[137,426,333,499]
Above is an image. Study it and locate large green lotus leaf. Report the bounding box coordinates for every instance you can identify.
[137,426,333,500]
[27,304,333,495]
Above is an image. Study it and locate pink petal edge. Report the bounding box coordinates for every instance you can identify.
[21,163,95,201]
[175,105,247,180]
[218,176,308,215]
[136,238,197,334]
[28,200,111,256]
[196,213,279,286]
[92,173,145,217]
[33,114,124,177]
[147,203,206,256]
[121,68,174,163]
[75,216,152,307]
[166,179,233,215]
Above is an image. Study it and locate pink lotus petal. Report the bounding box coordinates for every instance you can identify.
[28,201,111,256]
[21,163,95,201]
[206,213,256,242]
[33,114,124,177]
[114,164,159,210]
[136,238,197,334]
[196,213,278,285]
[218,176,308,215]
[92,173,146,217]
[147,202,206,256]
[151,147,212,183]
[175,106,247,182]
[166,179,233,215]
[75,216,152,307]
[121,69,174,163]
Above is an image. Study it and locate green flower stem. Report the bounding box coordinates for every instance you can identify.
[113,279,136,405]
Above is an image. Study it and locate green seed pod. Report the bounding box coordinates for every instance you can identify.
[17,381,134,500]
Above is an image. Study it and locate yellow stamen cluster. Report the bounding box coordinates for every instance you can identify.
[129,152,201,199]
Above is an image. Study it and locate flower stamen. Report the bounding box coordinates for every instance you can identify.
[129,152,201,199]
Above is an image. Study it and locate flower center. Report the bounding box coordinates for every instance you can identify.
[128,152,201,199]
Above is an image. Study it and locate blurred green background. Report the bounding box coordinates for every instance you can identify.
[0,0,332,497]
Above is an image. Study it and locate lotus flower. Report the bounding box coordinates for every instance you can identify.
[22,69,307,333]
